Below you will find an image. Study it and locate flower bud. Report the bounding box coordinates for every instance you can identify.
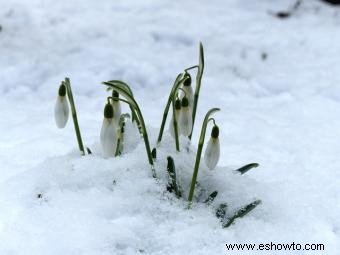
[204,125,220,170]
[169,98,182,138]
[179,96,192,136]
[211,125,219,139]
[104,103,113,118]
[100,103,118,158]
[111,90,121,124]
[182,73,194,107]
[112,90,119,101]
[58,83,66,97]
[183,73,192,87]
[54,83,69,129]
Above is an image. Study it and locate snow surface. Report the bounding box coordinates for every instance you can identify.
[1,0,340,254]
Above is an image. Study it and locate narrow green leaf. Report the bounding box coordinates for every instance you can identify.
[106,80,134,97]
[204,191,218,204]
[223,200,262,228]
[156,73,187,149]
[166,156,182,198]
[86,147,92,154]
[189,42,205,140]
[151,148,157,160]
[216,203,228,219]
[235,163,259,175]
[64,78,85,156]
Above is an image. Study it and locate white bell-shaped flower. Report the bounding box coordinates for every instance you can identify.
[169,98,181,138]
[100,103,118,158]
[54,84,69,129]
[182,73,194,107]
[111,90,121,124]
[179,96,192,136]
[204,125,220,170]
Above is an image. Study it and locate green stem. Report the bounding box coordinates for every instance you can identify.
[64,78,85,156]
[172,90,180,152]
[106,80,139,126]
[156,74,188,148]
[103,81,156,178]
[115,138,121,156]
[188,108,220,206]
[189,42,205,140]
[184,65,199,72]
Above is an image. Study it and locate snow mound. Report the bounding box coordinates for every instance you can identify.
[0,123,263,255]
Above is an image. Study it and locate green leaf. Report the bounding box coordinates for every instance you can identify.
[235,163,259,175]
[166,156,182,198]
[156,73,188,151]
[204,191,218,204]
[151,148,157,160]
[223,200,262,228]
[216,203,228,220]
[64,78,85,155]
[189,42,205,140]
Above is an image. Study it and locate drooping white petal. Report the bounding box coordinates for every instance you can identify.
[169,110,181,138]
[179,107,192,136]
[54,96,69,129]
[111,101,121,124]
[204,137,220,170]
[100,118,118,158]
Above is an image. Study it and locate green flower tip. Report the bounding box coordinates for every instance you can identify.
[211,125,219,138]
[112,90,119,101]
[181,96,189,107]
[183,73,192,87]
[104,103,114,118]
[175,98,181,110]
[58,83,66,97]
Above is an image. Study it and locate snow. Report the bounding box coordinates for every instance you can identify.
[0,0,340,254]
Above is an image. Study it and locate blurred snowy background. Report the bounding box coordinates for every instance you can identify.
[0,0,339,254]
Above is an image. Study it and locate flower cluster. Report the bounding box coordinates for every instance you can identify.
[53,42,261,228]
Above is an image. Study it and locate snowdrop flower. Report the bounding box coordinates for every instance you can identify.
[54,83,69,129]
[179,96,192,136]
[111,90,121,124]
[100,103,118,158]
[182,73,194,107]
[204,125,220,170]
[169,98,181,138]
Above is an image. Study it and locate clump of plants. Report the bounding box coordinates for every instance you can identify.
[54,42,261,228]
